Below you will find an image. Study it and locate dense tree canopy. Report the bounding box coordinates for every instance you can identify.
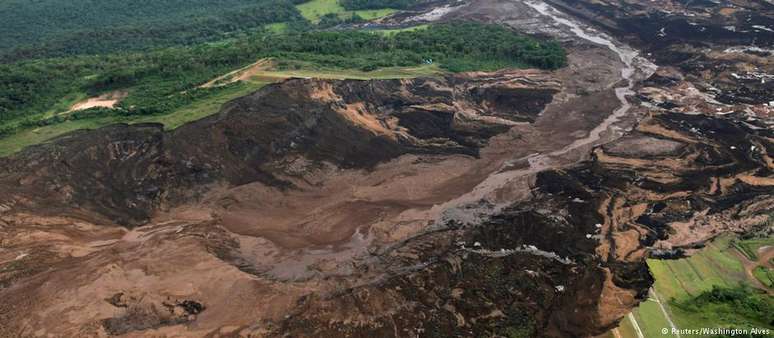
[0,0,306,61]
[260,22,567,71]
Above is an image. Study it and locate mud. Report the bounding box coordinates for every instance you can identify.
[0,0,772,336]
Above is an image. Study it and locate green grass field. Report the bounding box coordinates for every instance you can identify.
[650,237,746,300]
[265,22,290,34]
[373,24,430,36]
[131,80,270,129]
[734,238,774,261]
[616,314,640,338]
[612,234,774,338]
[667,288,773,334]
[752,266,773,288]
[295,0,395,22]
[0,117,118,156]
[631,298,678,338]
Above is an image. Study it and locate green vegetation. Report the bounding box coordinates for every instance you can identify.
[616,315,641,338]
[0,63,441,157]
[266,23,292,34]
[0,23,564,123]
[733,237,774,261]
[0,0,306,61]
[0,51,256,134]
[341,0,421,10]
[752,266,773,288]
[0,90,280,155]
[502,325,534,338]
[0,83,265,156]
[318,13,367,28]
[295,0,396,23]
[0,80,266,155]
[616,234,774,338]
[631,299,677,338]
[0,16,565,156]
[374,24,431,36]
[649,236,746,300]
[261,22,566,72]
[354,8,398,19]
[673,286,773,331]
[297,0,348,21]
[131,80,271,129]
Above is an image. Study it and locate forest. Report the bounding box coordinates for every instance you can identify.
[0,22,566,135]
[258,22,566,71]
[0,0,306,61]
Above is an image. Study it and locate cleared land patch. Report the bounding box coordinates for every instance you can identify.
[66,90,127,113]
[200,59,274,88]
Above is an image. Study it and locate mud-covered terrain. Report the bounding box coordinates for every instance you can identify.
[535,0,774,246]
[1,0,773,337]
[547,0,774,109]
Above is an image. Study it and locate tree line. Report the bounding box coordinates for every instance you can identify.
[0,22,566,135]
[0,0,306,62]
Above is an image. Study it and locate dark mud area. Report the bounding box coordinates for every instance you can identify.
[102,297,205,335]
[549,0,774,106]
[0,1,772,336]
[549,0,774,57]
[270,107,772,337]
[0,72,559,227]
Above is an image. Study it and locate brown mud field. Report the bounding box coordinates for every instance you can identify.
[0,0,772,336]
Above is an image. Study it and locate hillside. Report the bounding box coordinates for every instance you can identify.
[0,23,566,155]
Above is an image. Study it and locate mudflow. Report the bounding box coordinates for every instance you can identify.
[0,0,772,337]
